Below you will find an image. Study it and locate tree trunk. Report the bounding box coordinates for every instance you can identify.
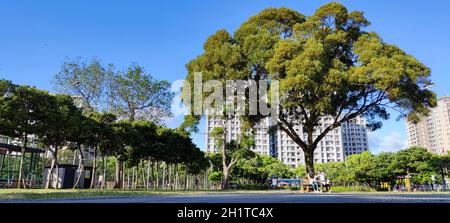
[122,162,126,189]
[114,158,122,189]
[17,134,28,189]
[102,156,107,190]
[168,164,172,190]
[132,167,136,189]
[146,158,151,190]
[304,148,315,178]
[90,147,97,189]
[73,146,85,189]
[142,161,147,189]
[175,165,179,190]
[52,147,60,189]
[127,168,131,189]
[185,172,189,190]
[72,150,77,165]
[45,156,56,189]
[155,162,159,189]
[55,160,60,189]
[162,164,166,190]
[221,166,230,189]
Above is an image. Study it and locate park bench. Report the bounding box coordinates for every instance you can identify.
[299,178,332,192]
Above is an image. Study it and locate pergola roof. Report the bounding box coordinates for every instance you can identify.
[0,143,45,154]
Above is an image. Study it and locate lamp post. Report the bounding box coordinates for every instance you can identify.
[60,80,81,165]
[61,81,81,94]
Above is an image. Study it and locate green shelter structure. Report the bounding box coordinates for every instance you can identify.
[0,141,45,188]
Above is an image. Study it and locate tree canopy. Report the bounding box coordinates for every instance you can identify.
[183,2,436,178]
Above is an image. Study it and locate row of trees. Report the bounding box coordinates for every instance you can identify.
[0,58,209,189]
[208,153,295,186]
[206,146,450,192]
[303,147,450,191]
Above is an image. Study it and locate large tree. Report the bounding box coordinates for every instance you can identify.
[184,3,436,178]
[89,112,117,189]
[109,63,174,123]
[39,94,82,189]
[67,113,99,189]
[53,57,113,112]
[0,82,50,188]
[210,127,255,189]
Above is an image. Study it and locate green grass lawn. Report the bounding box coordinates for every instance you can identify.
[1,188,449,201]
[0,189,299,201]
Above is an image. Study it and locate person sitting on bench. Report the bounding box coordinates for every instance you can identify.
[309,176,318,192]
[315,172,326,193]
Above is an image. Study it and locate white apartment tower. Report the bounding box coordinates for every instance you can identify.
[206,117,271,156]
[206,116,369,167]
[406,96,450,155]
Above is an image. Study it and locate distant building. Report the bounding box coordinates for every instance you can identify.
[406,96,450,155]
[205,117,271,156]
[205,115,369,167]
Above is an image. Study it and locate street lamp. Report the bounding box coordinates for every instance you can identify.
[422,83,435,90]
[61,81,81,94]
[60,80,81,165]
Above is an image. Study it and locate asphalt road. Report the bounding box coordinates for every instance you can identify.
[5,192,450,203]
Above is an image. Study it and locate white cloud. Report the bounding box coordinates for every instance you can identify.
[368,131,408,154]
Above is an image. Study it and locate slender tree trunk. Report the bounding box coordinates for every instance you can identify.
[175,165,179,190]
[155,162,159,190]
[90,147,97,189]
[18,134,28,189]
[141,161,145,189]
[185,172,189,190]
[73,146,85,189]
[72,150,77,165]
[102,156,107,190]
[55,154,60,189]
[122,162,126,189]
[45,156,55,189]
[168,164,172,190]
[132,167,136,189]
[221,166,230,189]
[162,164,166,190]
[114,158,122,189]
[127,168,130,189]
[146,158,151,190]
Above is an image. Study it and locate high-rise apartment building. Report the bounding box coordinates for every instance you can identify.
[205,116,369,167]
[205,117,271,156]
[406,96,450,155]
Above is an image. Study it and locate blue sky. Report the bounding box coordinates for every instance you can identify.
[1,0,449,153]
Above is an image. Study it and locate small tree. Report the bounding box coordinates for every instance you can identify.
[344,152,374,185]
[210,127,255,189]
[68,113,99,189]
[394,147,432,191]
[94,113,118,189]
[429,154,450,191]
[369,152,398,188]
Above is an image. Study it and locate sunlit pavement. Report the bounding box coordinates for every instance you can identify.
[4,192,450,203]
